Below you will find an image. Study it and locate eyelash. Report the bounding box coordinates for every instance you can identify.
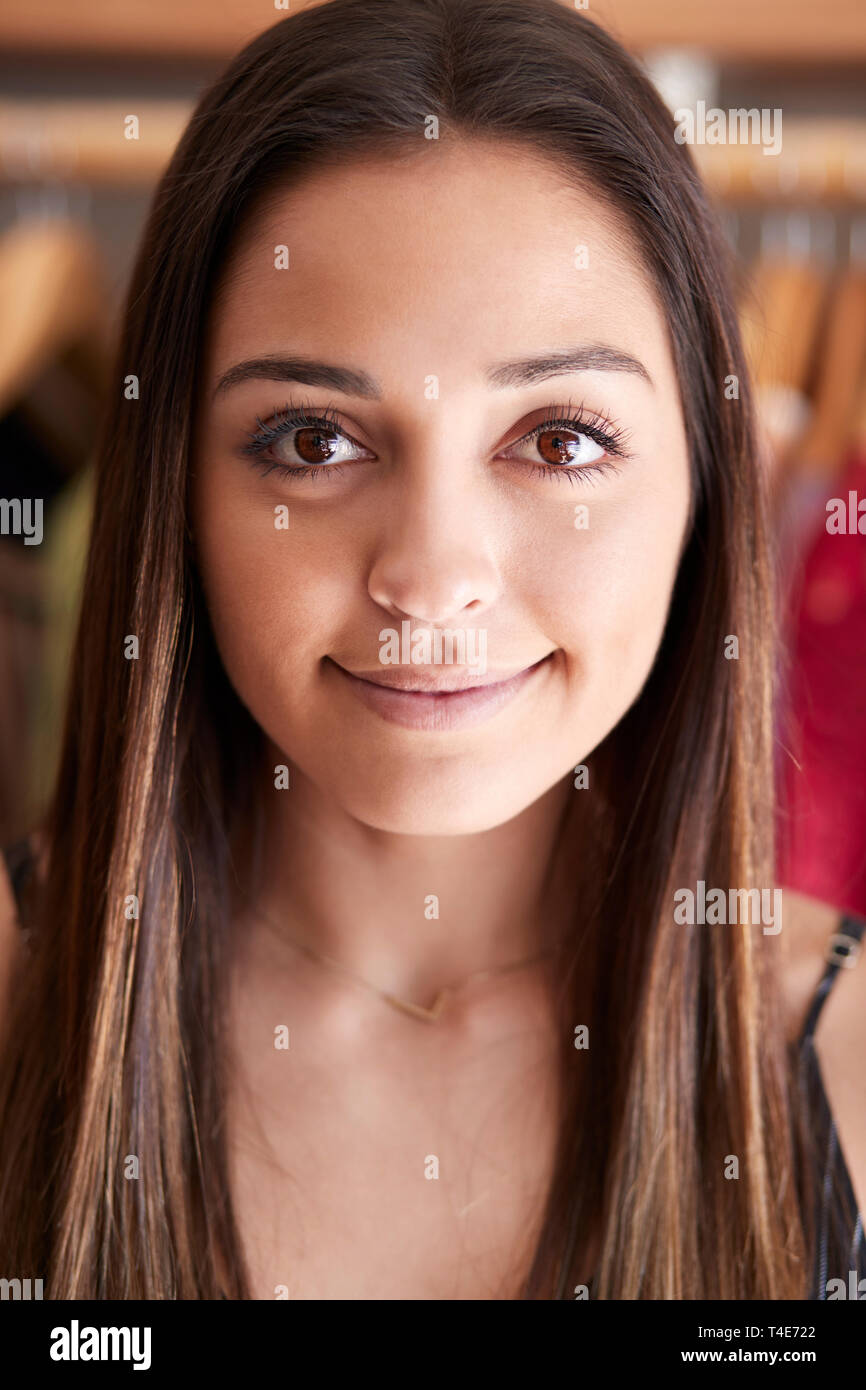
[240,396,632,485]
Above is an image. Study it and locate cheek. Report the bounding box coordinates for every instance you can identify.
[533,468,689,728]
[191,470,344,717]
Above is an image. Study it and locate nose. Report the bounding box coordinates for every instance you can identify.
[367,459,502,625]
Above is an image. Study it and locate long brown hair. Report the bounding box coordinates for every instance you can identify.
[0,0,809,1298]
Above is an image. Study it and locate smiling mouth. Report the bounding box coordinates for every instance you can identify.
[325,652,555,731]
[331,655,552,693]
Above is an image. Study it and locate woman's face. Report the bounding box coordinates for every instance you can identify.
[192,138,691,834]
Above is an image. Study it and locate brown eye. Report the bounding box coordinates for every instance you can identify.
[535,427,591,466]
[503,423,606,468]
[291,427,341,465]
[254,414,375,469]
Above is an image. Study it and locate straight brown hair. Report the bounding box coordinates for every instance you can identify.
[0,0,811,1297]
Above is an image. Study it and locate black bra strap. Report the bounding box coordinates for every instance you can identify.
[798,913,865,1048]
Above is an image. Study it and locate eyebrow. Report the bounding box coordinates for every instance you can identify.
[212,343,653,398]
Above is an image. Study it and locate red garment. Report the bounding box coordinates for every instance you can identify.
[776,453,866,917]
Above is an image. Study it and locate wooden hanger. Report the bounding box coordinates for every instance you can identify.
[794,264,866,479]
[851,360,866,458]
[0,217,109,421]
[738,215,831,477]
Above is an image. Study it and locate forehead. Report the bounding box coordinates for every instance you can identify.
[205,137,671,388]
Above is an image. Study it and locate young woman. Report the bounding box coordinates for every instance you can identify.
[0,0,863,1300]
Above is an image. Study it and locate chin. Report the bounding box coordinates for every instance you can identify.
[326,769,543,837]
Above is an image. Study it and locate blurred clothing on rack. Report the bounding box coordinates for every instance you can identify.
[0,218,107,841]
[776,451,866,918]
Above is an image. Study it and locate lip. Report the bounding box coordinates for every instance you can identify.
[326,652,555,731]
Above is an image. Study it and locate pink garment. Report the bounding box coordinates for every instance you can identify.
[776,453,866,917]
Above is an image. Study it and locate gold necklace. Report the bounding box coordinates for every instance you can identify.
[242,892,556,1023]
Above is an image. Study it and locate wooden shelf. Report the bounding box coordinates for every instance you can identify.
[0,0,864,63]
[592,0,866,63]
[694,119,866,204]
[0,100,190,185]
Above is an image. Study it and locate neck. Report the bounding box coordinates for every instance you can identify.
[234,741,577,1006]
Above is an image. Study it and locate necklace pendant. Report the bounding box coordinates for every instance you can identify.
[384,987,451,1022]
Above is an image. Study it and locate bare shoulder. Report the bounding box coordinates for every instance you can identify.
[778,889,841,1045]
[780,887,866,1217]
